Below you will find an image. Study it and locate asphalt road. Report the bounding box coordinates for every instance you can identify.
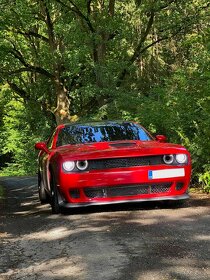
[0,176,210,280]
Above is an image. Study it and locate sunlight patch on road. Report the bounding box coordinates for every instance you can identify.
[23,223,110,242]
[195,234,210,241]
[2,256,86,280]
[21,201,36,206]
[13,204,49,216]
[24,226,72,241]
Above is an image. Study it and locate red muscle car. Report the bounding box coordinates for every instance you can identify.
[35,121,191,214]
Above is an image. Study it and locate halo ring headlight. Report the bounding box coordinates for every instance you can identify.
[176,154,187,164]
[163,154,174,164]
[63,161,75,172]
[76,160,88,171]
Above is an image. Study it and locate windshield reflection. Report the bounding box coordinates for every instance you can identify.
[57,122,151,146]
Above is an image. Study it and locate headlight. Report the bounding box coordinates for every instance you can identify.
[176,154,187,164]
[76,160,88,171]
[63,161,75,172]
[163,154,174,164]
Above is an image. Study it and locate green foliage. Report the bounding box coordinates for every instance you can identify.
[199,166,210,193]
[0,0,209,192]
[0,87,52,176]
[98,19,210,192]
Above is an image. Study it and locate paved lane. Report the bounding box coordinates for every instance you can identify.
[0,177,210,280]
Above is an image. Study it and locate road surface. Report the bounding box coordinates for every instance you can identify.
[0,176,210,280]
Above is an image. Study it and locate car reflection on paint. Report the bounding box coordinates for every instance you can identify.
[35,121,191,214]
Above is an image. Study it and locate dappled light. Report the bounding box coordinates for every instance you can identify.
[8,257,87,280]
[0,0,209,278]
[0,0,209,193]
[195,235,210,241]
[0,176,210,280]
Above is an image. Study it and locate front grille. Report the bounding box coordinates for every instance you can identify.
[150,185,171,193]
[88,156,163,171]
[84,183,171,198]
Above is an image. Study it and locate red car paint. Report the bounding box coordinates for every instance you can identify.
[35,121,191,213]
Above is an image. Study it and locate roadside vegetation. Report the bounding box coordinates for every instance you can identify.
[0,0,209,192]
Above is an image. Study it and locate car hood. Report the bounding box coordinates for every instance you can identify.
[55,140,188,161]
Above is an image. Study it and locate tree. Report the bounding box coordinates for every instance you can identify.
[0,0,73,124]
[0,0,209,187]
[1,0,209,124]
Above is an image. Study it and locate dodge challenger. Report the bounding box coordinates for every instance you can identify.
[35,121,191,214]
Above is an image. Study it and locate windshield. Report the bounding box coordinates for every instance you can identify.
[57,122,152,146]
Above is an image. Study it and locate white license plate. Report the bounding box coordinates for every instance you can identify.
[148,168,185,179]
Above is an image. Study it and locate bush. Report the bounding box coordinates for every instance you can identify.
[0,93,53,176]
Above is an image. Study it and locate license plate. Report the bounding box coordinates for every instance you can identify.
[148,168,185,179]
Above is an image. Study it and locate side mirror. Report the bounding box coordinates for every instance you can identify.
[155,135,167,143]
[35,142,50,154]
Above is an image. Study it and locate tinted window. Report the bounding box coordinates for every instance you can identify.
[57,123,151,146]
[47,131,56,149]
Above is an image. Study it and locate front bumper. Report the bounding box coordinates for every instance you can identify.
[57,165,191,206]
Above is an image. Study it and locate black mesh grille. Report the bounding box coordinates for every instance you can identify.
[150,185,171,193]
[88,156,163,171]
[84,183,171,198]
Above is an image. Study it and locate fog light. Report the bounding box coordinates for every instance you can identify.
[175,182,184,191]
[69,189,80,198]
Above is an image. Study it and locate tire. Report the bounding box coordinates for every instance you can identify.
[38,173,48,204]
[50,173,60,214]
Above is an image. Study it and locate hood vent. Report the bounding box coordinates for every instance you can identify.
[110,142,137,148]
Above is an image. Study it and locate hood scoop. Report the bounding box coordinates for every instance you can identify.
[109,142,137,148]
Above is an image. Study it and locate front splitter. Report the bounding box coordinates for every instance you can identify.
[59,193,189,208]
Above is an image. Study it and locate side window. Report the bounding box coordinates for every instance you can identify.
[56,130,63,147]
[47,131,56,149]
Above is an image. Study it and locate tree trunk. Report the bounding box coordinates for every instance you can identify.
[41,0,73,125]
[53,77,72,125]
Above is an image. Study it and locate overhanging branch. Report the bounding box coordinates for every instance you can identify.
[8,49,54,79]
[16,30,49,43]
[116,1,209,88]
[56,0,95,33]
[7,67,54,79]
[130,11,155,64]
[7,80,30,101]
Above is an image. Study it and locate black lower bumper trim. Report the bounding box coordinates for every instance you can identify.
[59,194,189,209]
